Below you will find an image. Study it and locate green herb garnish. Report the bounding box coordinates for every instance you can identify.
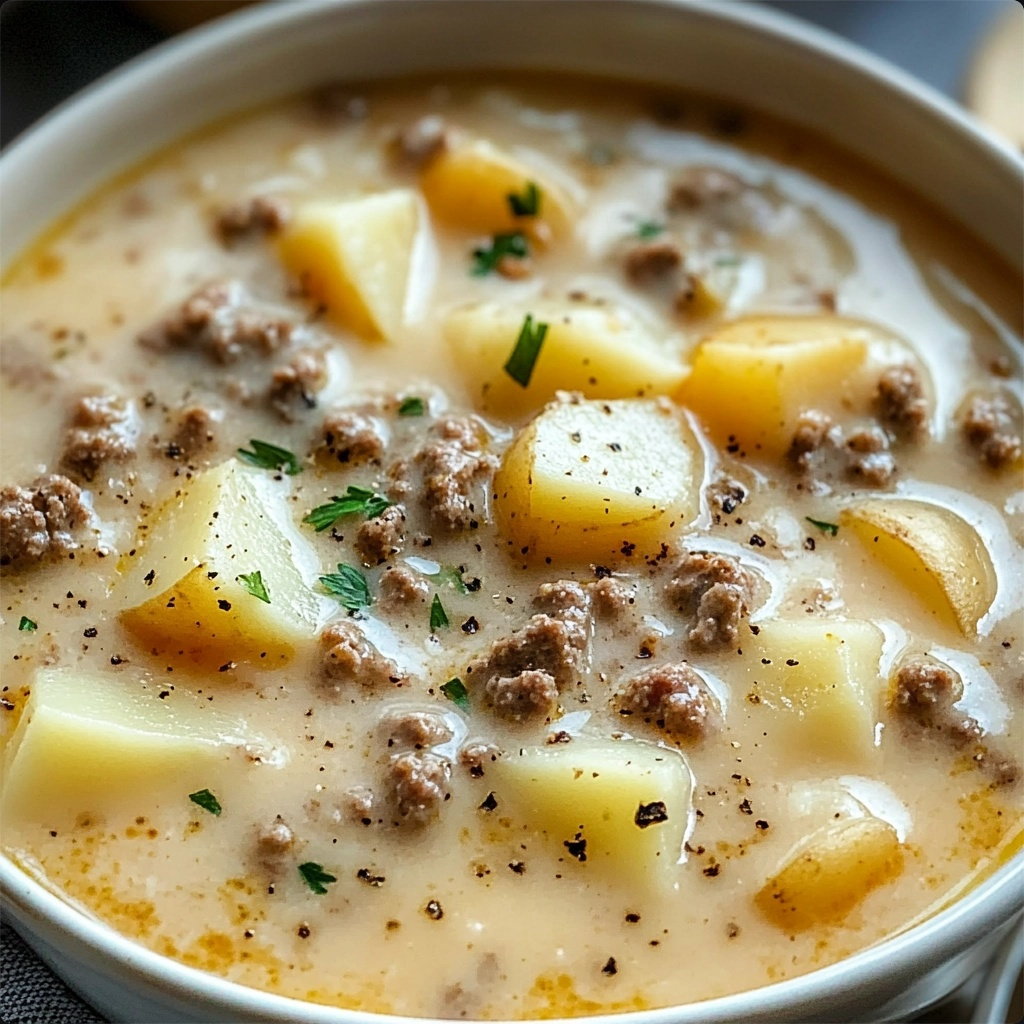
[504,314,548,388]
[298,861,338,895]
[636,220,665,240]
[188,789,222,816]
[507,181,541,218]
[430,594,450,632]
[805,517,839,536]
[236,570,271,604]
[304,486,393,532]
[398,396,426,417]
[440,677,470,712]
[471,232,529,276]
[320,564,372,612]
[237,439,302,476]
[17,616,37,632]
[431,565,469,594]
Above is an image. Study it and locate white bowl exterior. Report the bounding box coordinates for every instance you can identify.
[1,1,1022,1022]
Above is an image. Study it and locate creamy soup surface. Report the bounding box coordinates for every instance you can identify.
[1,77,1022,1020]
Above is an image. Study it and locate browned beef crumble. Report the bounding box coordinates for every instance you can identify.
[355,504,406,566]
[668,166,745,211]
[845,426,895,486]
[381,708,454,751]
[617,662,720,742]
[166,406,218,461]
[320,620,405,692]
[890,656,982,743]
[666,551,755,650]
[875,365,928,439]
[254,816,295,873]
[961,393,1023,470]
[342,785,375,822]
[268,350,327,421]
[589,577,635,619]
[390,115,451,166]
[470,614,584,692]
[215,195,291,246]
[624,241,682,285]
[484,669,560,721]
[411,418,498,530]
[60,395,136,482]
[787,410,834,471]
[387,751,450,824]
[458,742,501,776]
[707,475,747,515]
[377,565,431,611]
[0,475,90,568]
[320,409,387,466]
[140,281,297,364]
[533,580,590,648]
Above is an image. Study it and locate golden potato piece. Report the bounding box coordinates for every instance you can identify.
[841,498,997,635]
[739,619,885,764]
[488,741,691,888]
[755,817,904,931]
[278,190,420,340]
[419,139,574,240]
[1,668,255,825]
[677,315,873,457]
[494,397,702,564]
[445,302,689,416]
[118,461,323,667]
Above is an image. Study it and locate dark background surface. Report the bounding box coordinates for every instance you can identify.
[0,0,1016,149]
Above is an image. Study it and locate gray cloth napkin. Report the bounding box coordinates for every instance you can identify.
[1,924,106,1024]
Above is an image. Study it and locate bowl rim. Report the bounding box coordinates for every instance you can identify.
[1,1,1022,1022]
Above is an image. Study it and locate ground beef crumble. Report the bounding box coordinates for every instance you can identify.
[60,394,137,482]
[485,669,559,722]
[378,565,430,611]
[320,620,405,691]
[668,166,745,211]
[890,656,982,743]
[140,281,298,364]
[411,418,497,530]
[961,393,1023,470]
[268,350,327,421]
[254,816,294,873]
[0,475,91,569]
[320,409,387,466]
[390,115,452,166]
[380,708,454,750]
[386,751,450,824]
[215,195,291,246]
[165,406,218,461]
[787,410,834,471]
[844,426,895,486]
[666,551,756,650]
[624,241,682,285]
[589,577,635,619]
[533,580,590,648]
[355,505,406,566]
[875,364,928,439]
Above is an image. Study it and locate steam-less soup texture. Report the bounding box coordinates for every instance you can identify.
[1,78,1022,1019]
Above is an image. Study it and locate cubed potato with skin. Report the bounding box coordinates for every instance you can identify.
[739,619,885,764]
[445,302,689,416]
[493,397,702,564]
[278,190,421,341]
[841,498,997,636]
[1,668,256,824]
[488,741,692,888]
[118,460,324,667]
[677,315,876,457]
[419,139,575,241]
[755,816,904,931]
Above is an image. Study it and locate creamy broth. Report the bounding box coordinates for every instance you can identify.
[1,78,1022,1019]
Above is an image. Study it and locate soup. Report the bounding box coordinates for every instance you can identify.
[1,77,1021,1019]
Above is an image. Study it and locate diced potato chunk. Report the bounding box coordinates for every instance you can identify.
[493,397,702,564]
[419,139,575,240]
[755,816,904,930]
[278,190,421,340]
[677,315,873,457]
[1,668,255,824]
[841,498,996,635]
[738,619,884,763]
[445,302,689,415]
[118,460,323,667]
[488,741,691,888]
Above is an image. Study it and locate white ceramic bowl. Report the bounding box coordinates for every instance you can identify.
[1,2,1021,1022]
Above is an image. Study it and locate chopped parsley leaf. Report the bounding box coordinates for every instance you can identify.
[471,232,529,276]
[805,516,839,536]
[440,676,470,712]
[298,861,338,895]
[237,439,302,476]
[636,220,664,240]
[188,789,222,816]
[430,565,469,594]
[17,616,37,632]
[398,396,426,417]
[236,570,271,604]
[507,181,541,218]
[430,594,450,631]
[504,314,548,388]
[319,564,371,612]
[304,486,392,532]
